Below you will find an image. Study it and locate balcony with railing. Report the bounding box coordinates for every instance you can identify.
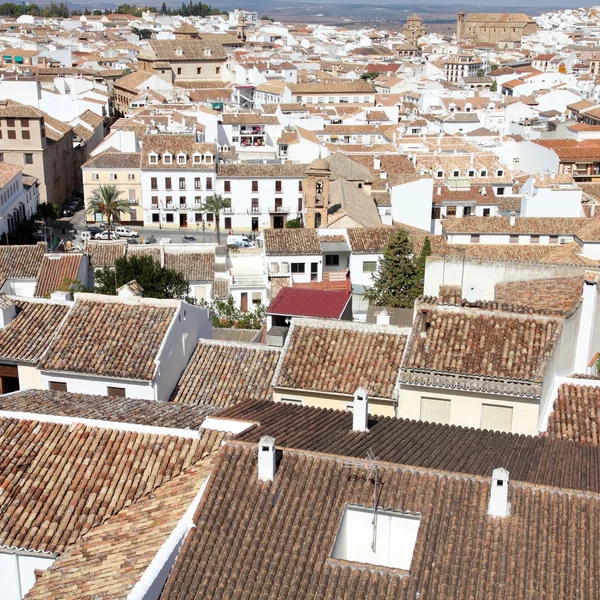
[269,205,290,213]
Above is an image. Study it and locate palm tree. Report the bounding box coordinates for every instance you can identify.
[200,194,231,245]
[87,185,131,236]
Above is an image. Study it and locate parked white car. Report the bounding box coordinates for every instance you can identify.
[94,231,119,240]
[114,226,139,238]
[227,234,255,248]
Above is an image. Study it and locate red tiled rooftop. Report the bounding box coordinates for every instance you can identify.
[267,287,350,319]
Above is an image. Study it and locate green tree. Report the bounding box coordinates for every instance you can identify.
[414,237,431,298]
[95,255,190,298]
[476,68,485,78]
[360,72,379,81]
[201,295,266,329]
[199,193,230,244]
[86,185,131,234]
[490,79,498,92]
[364,228,422,308]
[285,217,302,228]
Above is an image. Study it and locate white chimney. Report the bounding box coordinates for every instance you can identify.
[509,211,516,226]
[376,309,391,325]
[469,152,474,165]
[374,155,381,170]
[380,170,388,180]
[352,387,369,432]
[437,186,441,195]
[488,467,511,517]
[50,290,71,301]
[0,299,16,329]
[258,435,276,482]
[550,170,555,180]
[481,187,487,196]
[592,199,596,217]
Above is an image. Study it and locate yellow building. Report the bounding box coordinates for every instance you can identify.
[82,150,142,225]
[137,39,226,83]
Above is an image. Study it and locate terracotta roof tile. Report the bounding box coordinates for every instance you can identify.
[161,441,600,600]
[164,251,214,281]
[25,461,213,600]
[275,319,408,400]
[0,298,70,363]
[0,418,220,553]
[0,242,45,279]
[38,295,177,380]
[223,398,600,492]
[171,339,280,408]
[402,305,562,396]
[547,383,600,445]
[85,240,127,268]
[0,390,216,429]
[264,228,321,256]
[34,253,85,298]
[495,276,583,313]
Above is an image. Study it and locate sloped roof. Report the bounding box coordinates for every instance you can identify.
[328,177,382,228]
[0,389,216,429]
[0,298,70,363]
[38,295,177,381]
[546,383,600,445]
[34,253,84,298]
[171,339,280,408]
[264,228,321,256]
[268,287,350,319]
[0,417,216,554]
[161,441,600,600]
[275,318,408,400]
[25,462,213,600]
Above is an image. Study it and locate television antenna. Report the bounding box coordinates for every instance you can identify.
[343,448,381,551]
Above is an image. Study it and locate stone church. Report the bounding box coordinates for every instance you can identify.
[456,12,538,46]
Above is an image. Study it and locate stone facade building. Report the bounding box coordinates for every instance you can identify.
[456,12,538,46]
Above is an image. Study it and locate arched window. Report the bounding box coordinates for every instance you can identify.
[315,212,322,228]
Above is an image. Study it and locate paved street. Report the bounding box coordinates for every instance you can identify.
[64,209,235,246]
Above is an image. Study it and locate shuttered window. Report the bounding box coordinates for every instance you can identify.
[420,397,451,425]
[480,404,513,433]
[107,386,126,398]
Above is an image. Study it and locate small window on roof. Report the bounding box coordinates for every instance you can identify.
[331,505,420,571]
[177,153,186,164]
[193,153,202,164]
[163,153,172,164]
[436,170,444,178]
[149,153,158,164]
[480,170,487,177]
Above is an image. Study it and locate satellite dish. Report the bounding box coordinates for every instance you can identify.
[464,284,480,303]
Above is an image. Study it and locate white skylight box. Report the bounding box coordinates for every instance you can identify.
[331,505,420,571]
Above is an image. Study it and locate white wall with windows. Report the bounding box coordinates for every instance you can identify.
[141,167,217,229]
[215,175,303,232]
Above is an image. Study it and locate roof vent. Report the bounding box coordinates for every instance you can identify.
[509,211,516,226]
[376,309,391,326]
[488,467,511,518]
[352,387,369,432]
[50,290,71,302]
[258,435,276,482]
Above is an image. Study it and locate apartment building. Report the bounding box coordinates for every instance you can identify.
[137,39,227,83]
[0,163,38,235]
[82,151,142,225]
[0,100,77,205]
[140,133,217,229]
[215,162,305,231]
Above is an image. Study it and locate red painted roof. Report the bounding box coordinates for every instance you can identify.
[267,287,350,319]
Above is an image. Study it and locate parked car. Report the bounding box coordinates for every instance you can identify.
[127,238,140,244]
[114,226,139,238]
[94,231,119,240]
[144,235,157,245]
[159,237,172,245]
[182,235,197,243]
[227,234,255,248]
[86,226,102,237]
